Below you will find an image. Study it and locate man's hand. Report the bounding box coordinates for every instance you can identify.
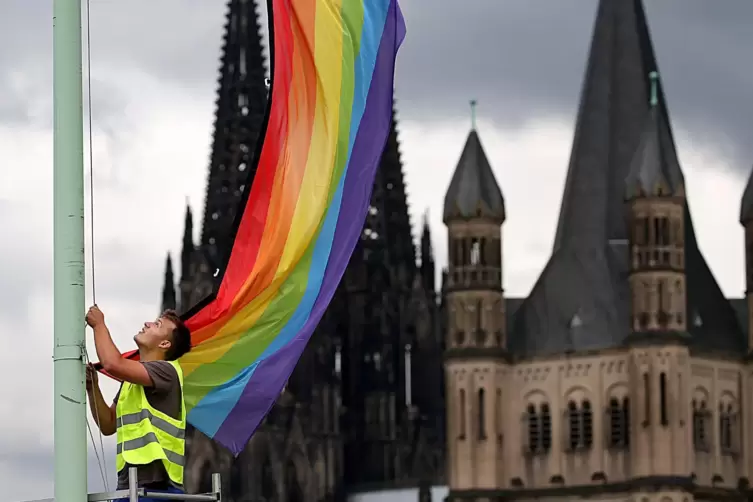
[86,305,105,328]
[85,363,98,392]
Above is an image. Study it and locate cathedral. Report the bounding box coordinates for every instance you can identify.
[161,0,443,500]
[160,0,753,501]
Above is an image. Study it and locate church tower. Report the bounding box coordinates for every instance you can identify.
[624,70,691,480]
[740,168,753,352]
[443,102,506,496]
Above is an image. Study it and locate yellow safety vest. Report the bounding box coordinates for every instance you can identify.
[115,360,186,488]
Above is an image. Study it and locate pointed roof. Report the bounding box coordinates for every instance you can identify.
[508,0,744,357]
[420,213,433,264]
[740,165,753,224]
[419,214,435,293]
[180,203,194,282]
[443,128,505,223]
[161,253,177,312]
[625,72,685,199]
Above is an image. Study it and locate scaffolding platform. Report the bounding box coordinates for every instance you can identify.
[18,467,222,502]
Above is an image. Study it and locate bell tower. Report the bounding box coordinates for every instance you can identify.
[443,101,507,498]
[625,71,687,336]
[624,71,691,481]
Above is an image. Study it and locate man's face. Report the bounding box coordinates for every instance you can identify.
[134,316,175,352]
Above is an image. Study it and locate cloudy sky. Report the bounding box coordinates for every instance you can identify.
[1,0,752,500]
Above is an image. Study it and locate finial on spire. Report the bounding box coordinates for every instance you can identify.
[649,71,658,107]
[470,99,477,129]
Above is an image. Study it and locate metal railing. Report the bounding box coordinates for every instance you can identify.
[20,467,222,502]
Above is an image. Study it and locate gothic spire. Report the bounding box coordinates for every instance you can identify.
[419,214,435,293]
[200,0,269,263]
[366,110,417,272]
[161,253,177,312]
[181,203,194,282]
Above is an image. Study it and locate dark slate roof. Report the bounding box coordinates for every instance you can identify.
[625,95,685,199]
[740,165,753,224]
[443,129,505,223]
[507,0,745,358]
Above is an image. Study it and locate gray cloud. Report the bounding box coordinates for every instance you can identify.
[1,1,749,166]
[394,0,753,170]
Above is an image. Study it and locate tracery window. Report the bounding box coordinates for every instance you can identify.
[567,399,593,451]
[608,397,630,449]
[525,402,551,455]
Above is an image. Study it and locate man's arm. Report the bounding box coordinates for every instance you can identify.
[87,306,154,387]
[86,366,117,435]
[87,385,117,436]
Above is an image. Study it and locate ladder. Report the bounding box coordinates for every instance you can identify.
[19,467,222,502]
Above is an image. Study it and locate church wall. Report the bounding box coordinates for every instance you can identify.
[511,494,681,502]
[446,359,507,490]
[492,350,748,492]
[504,351,631,489]
[689,356,743,489]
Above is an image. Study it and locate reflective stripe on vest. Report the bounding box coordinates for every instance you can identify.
[115,359,186,488]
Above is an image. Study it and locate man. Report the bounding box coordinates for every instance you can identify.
[85,305,192,499]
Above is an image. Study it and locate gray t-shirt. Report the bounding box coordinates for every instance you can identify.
[113,361,182,489]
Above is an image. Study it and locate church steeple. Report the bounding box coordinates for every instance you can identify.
[181,203,194,282]
[200,0,269,265]
[443,101,505,224]
[510,0,743,357]
[420,214,435,293]
[161,253,177,312]
[443,101,507,494]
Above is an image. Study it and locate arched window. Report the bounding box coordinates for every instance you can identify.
[568,400,580,451]
[527,403,539,452]
[470,239,481,266]
[719,400,738,455]
[566,399,594,452]
[643,373,651,425]
[477,389,486,440]
[608,398,622,447]
[458,389,466,440]
[622,397,631,447]
[495,389,502,441]
[525,402,551,455]
[582,400,593,448]
[692,399,710,452]
[608,397,631,449]
[659,372,668,426]
[541,403,552,451]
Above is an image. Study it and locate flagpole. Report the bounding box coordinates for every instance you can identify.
[53,0,88,500]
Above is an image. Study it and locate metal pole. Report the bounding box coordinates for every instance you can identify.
[53,0,87,501]
[128,467,139,502]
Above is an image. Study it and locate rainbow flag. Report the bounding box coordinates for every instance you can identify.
[100,0,405,454]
